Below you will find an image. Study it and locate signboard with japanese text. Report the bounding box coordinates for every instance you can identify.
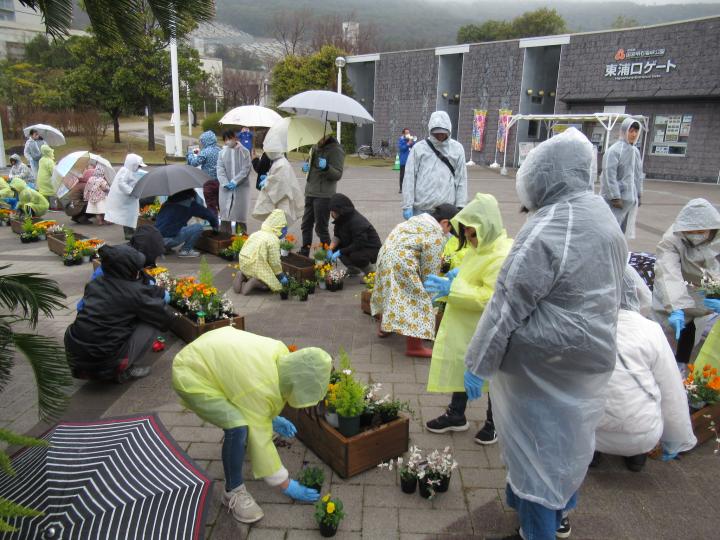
[604,47,677,81]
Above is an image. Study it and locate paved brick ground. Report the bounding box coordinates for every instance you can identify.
[2,163,720,539]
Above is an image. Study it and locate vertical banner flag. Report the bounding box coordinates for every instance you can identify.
[496,109,512,153]
[472,109,487,151]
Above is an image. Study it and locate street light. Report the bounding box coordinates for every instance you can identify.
[335,56,346,144]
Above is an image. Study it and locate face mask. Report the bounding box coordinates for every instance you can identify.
[685,232,710,246]
[227,140,237,148]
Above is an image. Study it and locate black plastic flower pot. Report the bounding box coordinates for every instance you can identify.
[359,411,374,427]
[299,293,309,301]
[380,411,398,424]
[307,285,316,294]
[337,281,344,290]
[436,474,451,493]
[20,237,31,244]
[319,521,338,537]
[337,414,361,437]
[63,259,75,266]
[30,236,39,242]
[418,478,433,499]
[280,292,289,300]
[400,475,417,494]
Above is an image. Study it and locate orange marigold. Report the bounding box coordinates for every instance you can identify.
[287,344,299,352]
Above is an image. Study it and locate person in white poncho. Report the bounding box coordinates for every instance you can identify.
[251,152,303,225]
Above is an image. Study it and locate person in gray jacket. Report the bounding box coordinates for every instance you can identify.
[600,117,644,235]
[299,134,345,256]
[217,130,252,235]
[23,129,44,179]
[401,111,467,220]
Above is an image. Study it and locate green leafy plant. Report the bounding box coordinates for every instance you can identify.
[334,375,366,418]
[21,217,34,234]
[376,398,415,422]
[297,465,325,490]
[198,256,214,288]
[314,494,345,528]
[63,229,76,257]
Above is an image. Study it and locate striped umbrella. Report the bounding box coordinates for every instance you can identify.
[0,415,212,540]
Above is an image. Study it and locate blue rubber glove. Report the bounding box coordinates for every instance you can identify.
[704,298,720,314]
[302,162,310,173]
[403,208,413,220]
[445,267,460,281]
[280,226,288,239]
[326,249,334,261]
[661,450,678,462]
[330,250,341,262]
[2,198,18,210]
[259,175,268,189]
[278,274,289,286]
[318,157,328,170]
[668,309,685,340]
[272,416,297,437]
[224,181,237,191]
[464,370,484,401]
[163,290,171,304]
[423,275,451,298]
[283,479,319,502]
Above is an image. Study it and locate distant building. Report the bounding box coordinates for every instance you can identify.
[342,22,360,50]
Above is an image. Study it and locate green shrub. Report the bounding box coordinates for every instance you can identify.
[201,112,225,134]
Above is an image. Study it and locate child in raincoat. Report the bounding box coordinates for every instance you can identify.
[36,145,56,200]
[172,328,331,523]
[251,152,304,225]
[83,167,111,225]
[235,209,289,295]
[423,194,513,446]
[371,203,459,357]
[9,178,49,217]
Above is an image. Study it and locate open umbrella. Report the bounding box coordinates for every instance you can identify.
[22,124,66,146]
[0,415,212,540]
[278,90,374,125]
[263,116,328,153]
[53,151,115,198]
[219,105,281,128]
[131,164,210,198]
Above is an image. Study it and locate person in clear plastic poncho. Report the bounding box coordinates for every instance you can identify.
[172,327,331,524]
[653,198,720,368]
[464,128,627,540]
[600,117,644,237]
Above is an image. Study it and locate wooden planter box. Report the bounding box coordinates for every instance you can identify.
[10,217,41,234]
[47,232,87,256]
[282,406,409,479]
[137,217,156,228]
[281,252,316,282]
[195,230,233,256]
[171,313,245,343]
[691,401,720,445]
[361,289,372,315]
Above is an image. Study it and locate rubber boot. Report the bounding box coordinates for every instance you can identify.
[405,336,432,358]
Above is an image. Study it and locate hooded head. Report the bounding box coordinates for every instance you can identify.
[516,127,595,211]
[40,145,54,160]
[620,117,642,145]
[261,208,288,237]
[428,111,452,145]
[451,193,504,250]
[672,198,720,235]
[9,177,28,194]
[167,189,197,206]
[266,151,284,161]
[277,347,332,408]
[123,153,146,172]
[98,244,146,280]
[329,193,355,222]
[199,131,217,149]
[620,264,642,312]
[9,154,21,166]
[128,225,165,267]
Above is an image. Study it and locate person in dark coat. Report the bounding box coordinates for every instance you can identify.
[65,244,177,381]
[327,193,382,275]
[252,152,273,190]
[155,189,219,257]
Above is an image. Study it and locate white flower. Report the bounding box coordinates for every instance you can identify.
[342,369,352,375]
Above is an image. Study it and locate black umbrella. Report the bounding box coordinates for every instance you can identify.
[0,415,212,540]
[131,164,210,198]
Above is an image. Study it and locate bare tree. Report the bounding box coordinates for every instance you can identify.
[222,69,262,107]
[309,13,380,55]
[271,9,311,56]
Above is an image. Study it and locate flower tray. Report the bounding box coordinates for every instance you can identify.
[10,217,41,234]
[170,312,245,343]
[361,290,372,315]
[136,216,156,228]
[281,252,316,282]
[195,230,234,256]
[47,232,88,257]
[691,401,720,445]
[282,405,409,479]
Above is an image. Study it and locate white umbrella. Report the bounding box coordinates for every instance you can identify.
[278,90,374,125]
[53,151,116,197]
[23,124,66,146]
[219,105,282,128]
[263,116,329,153]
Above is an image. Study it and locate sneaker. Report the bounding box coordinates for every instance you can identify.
[589,451,602,468]
[222,484,264,524]
[624,453,647,472]
[128,366,151,379]
[556,516,571,538]
[425,413,470,433]
[178,249,200,258]
[474,421,498,445]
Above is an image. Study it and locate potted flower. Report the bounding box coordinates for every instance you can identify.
[315,263,331,289]
[313,243,329,262]
[362,382,387,427]
[376,397,414,424]
[0,208,14,226]
[80,245,95,263]
[701,273,720,299]
[304,279,316,294]
[334,370,366,437]
[324,371,341,428]
[219,234,248,261]
[684,363,720,410]
[379,446,423,494]
[20,217,39,243]
[326,268,347,292]
[362,272,375,291]
[279,234,296,257]
[295,284,309,302]
[314,494,345,537]
[32,220,57,240]
[279,282,291,300]
[297,465,325,493]
[418,447,458,498]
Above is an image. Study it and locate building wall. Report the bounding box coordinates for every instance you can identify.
[457,40,524,166]
[436,54,463,139]
[372,49,438,150]
[346,61,375,147]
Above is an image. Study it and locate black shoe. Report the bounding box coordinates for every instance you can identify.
[556,516,571,538]
[624,453,647,472]
[589,451,602,468]
[474,421,498,445]
[425,413,469,433]
[299,247,310,257]
[128,366,151,379]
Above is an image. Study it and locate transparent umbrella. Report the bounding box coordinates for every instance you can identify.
[22,124,66,146]
[263,116,329,153]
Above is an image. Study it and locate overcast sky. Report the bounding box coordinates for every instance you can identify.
[447,0,720,3]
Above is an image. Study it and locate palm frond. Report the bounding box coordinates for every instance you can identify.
[0,266,66,328]
[0,429,48,477]
[0,321,14,394]
[0,496,43,533]
[11,332,71,422]
[17,0,74,39]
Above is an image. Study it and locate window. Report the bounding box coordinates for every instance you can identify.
[527,120,540,139]
[650,114,691,157]
[0,0,14,21]
[531,95,543,105]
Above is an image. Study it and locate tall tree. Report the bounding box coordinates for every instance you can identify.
[271,9,311,56]
[457,8,567,44]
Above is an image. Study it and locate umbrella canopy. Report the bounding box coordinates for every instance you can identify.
[22,124,66,146]
[131,164,210,198]
[53,151,115,198]
[219,105,282,128]
[263,116,328,153]
[278,90,374,125]
[0,415,212,540]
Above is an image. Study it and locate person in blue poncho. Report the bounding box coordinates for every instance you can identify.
[188,130,221,214]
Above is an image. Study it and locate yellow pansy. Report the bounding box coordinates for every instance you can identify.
[326,502,335,514]
[322,494,330,503]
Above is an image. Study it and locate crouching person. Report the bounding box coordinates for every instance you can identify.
[172,327,331,523]
[234,209,289,295]
[65,244,176,382]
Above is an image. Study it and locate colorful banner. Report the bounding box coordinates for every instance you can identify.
[496,109,512,153]
[471,109,487,152]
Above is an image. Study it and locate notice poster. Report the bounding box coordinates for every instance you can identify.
[471,109,487,151]
[496,109,512,153]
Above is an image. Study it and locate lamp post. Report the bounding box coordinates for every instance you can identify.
[335,56,346,144]
[170,37,183,157]
[263,78,269,106]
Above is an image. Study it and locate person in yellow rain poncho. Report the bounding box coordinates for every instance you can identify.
[235,208,289,295]
[36,144,56,199]
[9,178,49,217]
[172,327,332,524]
[423,194,513,446]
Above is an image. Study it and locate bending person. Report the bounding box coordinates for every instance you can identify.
[235,209,289,295]
[172,328,330,523]
[327,193,382,275]
[9,178,49,217]
[105,153,147,240]
[155,189,219,258]
[252,151,304,226]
